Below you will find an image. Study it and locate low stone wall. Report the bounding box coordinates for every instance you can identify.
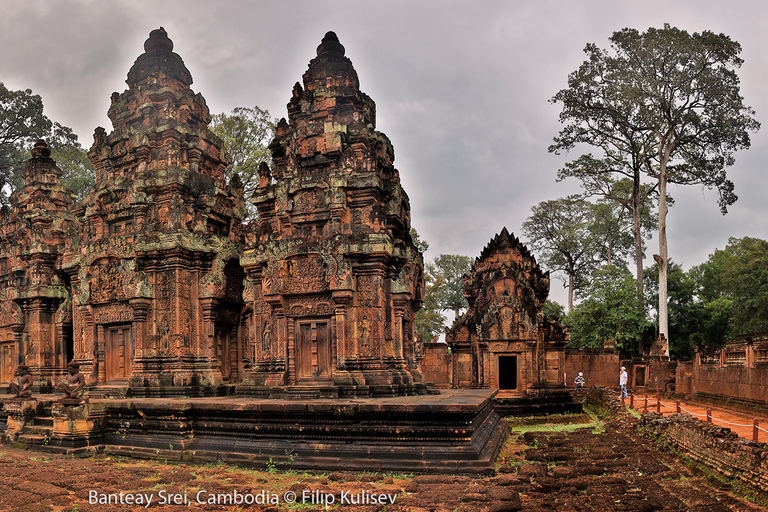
[421,342,452,388]
[642,413,768,492]
[562,349,621,388]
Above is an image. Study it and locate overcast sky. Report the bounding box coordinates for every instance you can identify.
[1,0,766,307]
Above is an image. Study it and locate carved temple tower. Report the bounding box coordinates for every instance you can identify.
[241,32,426,397]
[61,28,247,395]
[0,141,78,390]
[446,228,569,394]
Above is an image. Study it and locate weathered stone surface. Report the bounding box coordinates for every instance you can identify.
[446,228,569,393]
[0,141,78,391]
[0,29,427,400]
[241,32,426,397]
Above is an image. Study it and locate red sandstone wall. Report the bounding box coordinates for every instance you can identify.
[690,363,768,412]
[644,415,768,492]
[421,343,452,388]
[562,349,621,389]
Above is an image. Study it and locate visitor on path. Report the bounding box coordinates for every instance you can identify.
[574,372,585,389]
[619,366,628,398]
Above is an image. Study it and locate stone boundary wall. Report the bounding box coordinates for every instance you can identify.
[562,349,621,388]
[421,343,452,388]
[676,343,768,415]
[642,414,768,493]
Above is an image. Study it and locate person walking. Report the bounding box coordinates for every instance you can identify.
[619,366,628,398]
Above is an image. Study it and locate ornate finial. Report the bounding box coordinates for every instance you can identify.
[144,27,173,53]
[31,140,51,159]
[316,31,345,56]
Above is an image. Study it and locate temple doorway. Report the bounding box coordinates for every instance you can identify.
[296,320,331,381]
[215,325,235,382]
[498,355,518,390]
[106,324,133,381]
[0,342,15,384]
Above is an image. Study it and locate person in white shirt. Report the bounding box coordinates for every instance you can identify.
[619,366,628,398]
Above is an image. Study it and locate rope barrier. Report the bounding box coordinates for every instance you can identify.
[679,406,707,418]
[707,417,755,428]
[607,390,765,442]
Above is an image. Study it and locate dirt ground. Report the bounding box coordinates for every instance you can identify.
[0,401,767,511]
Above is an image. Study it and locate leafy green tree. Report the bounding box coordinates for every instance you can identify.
[210,106,276,219]
[543,299,567,320]
[588,199,633,270]
[645,257,732,358]
[551,25,760,354]
[522,195,596,312]
[569,265,651,352]
[410,227,429,254]
[551,153,659,308]
[426,254,473,320]
[414,272,447,342]
[721,237,768,335]
[0,82,92,202]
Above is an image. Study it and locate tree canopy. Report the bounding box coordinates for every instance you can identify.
[569,265,652,352]
[0,82,93,202]
[551,25,760,353]
[522,195,596,312]
[210,106,276,219]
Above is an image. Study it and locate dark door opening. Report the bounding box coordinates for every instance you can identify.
[498,355,517,390]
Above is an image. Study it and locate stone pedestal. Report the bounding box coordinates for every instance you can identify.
[3,399,40,442]
[52,402,107,439]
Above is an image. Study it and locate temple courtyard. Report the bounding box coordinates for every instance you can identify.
[0,392,766,511]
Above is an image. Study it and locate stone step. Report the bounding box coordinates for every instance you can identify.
[23,424,53,436]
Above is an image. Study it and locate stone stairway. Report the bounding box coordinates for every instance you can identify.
[13,403,54,449]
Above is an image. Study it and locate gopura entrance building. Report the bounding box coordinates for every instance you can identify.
[0,28,425,398]
[445,228,570,395]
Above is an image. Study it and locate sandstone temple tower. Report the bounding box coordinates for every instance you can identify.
[0,29,427,398]
[60,28,247,395]
[0,141,78,390]
[241,32,426,397]
[446,228,569,393]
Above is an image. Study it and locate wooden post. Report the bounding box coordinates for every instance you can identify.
[676,401,681,414]
[707,409,712,424]
[643,396,648,414]
[754,419,759,443]
[630,394,634,408]
[656,397,661,415]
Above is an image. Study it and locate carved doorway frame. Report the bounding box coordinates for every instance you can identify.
[295,318,332,383]
[105,323,133,382]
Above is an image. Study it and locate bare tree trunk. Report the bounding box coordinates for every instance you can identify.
[632,178,645,311]
[567,272,574,313]
[658,168,669,356]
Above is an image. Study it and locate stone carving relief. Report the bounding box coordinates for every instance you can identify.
[89,260,129,304]
[286,296,332,318]
[93,304,134,325]
[278,256,327,294]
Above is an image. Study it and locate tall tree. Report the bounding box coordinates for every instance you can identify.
[569,265,651,352]
[721,237,768,336]
[551,25,760,354]
[522,195,595,312]
[414,272,447,342]
[426,254,473,320]
[587,199,633,269]
[551,154,658,308]
[0,82,93,202]
[210,106,276,219]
